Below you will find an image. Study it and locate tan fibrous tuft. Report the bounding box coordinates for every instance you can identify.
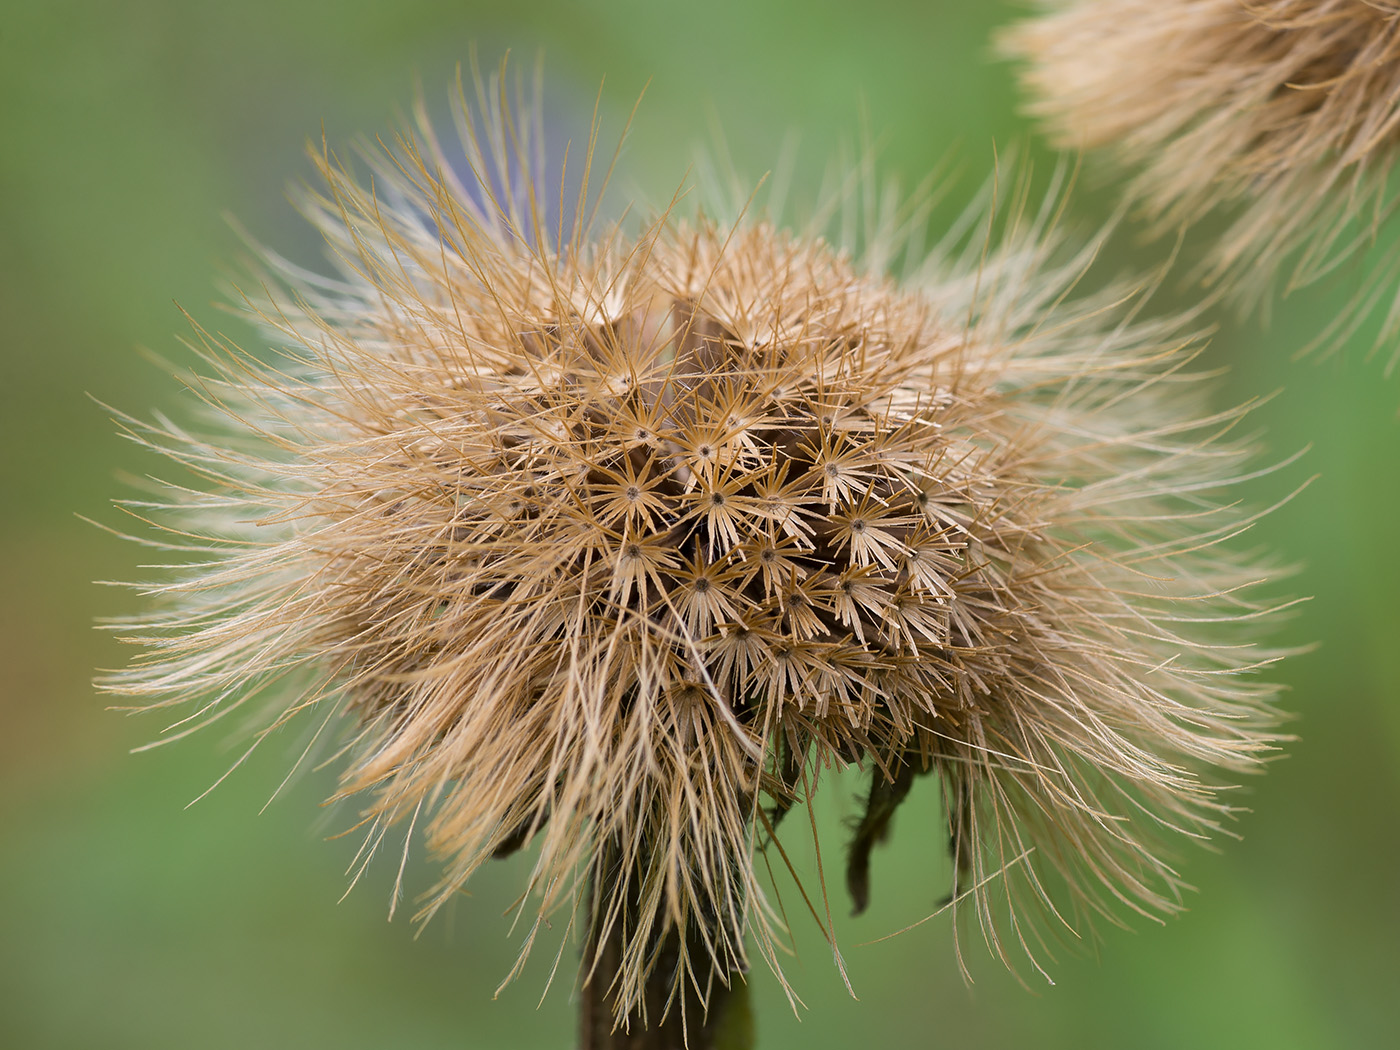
[1002,0,1400,314]
[101,68,1292,1023]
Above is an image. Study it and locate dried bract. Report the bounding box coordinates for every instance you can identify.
[101,71,1291,1026]
[1002,0,1400,319]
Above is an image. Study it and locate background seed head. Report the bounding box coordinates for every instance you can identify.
[101,72,1292,1020]
[1002,0,1400,320]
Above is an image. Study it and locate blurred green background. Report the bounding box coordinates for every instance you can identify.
[3,1,1398,1047]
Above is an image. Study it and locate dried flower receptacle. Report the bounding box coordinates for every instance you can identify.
[1002,0,1400,323]
[100,66,1293,1043]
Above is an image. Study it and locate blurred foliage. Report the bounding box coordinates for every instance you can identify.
[2,2,1397,1048]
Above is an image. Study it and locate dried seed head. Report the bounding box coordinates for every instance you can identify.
[1002,0,1400,316]
[101,69,1291,1024]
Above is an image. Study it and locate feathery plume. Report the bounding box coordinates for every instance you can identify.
[100,62,1292,1042]
[1002,0,1400,329]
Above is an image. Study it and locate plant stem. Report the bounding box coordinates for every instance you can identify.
[579,870,753,1050]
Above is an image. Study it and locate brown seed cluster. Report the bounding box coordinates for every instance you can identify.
[103,78,1290,1024]
[1002,0,1400,312]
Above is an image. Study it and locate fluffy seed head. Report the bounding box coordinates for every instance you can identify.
[1002,0,1400,314]
[101,70,1291,1022]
